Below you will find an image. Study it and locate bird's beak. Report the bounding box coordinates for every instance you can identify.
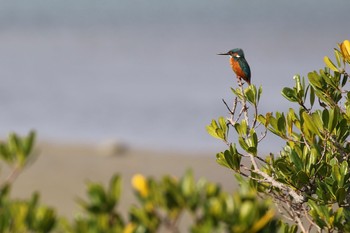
[217,52,229,55]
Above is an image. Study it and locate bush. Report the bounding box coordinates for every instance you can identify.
[0,132,278,233]
[207,39,350,232]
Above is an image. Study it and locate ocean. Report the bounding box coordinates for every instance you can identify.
[0,0,349,152]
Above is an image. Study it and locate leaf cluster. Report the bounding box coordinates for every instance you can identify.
[207,40,350,232]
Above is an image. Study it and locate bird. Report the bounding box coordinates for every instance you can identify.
[218,48,251,85]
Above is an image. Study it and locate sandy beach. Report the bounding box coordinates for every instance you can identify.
[9,141,238,219]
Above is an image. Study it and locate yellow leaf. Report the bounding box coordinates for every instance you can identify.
[324,56,339,72]
[250,209,275,233]
[340,40,350,62]
[123,223,136,233]
[131,174,149,197]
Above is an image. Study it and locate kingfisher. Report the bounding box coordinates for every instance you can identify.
[218,48,251,85]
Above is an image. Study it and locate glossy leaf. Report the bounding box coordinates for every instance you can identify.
[302,111,319,137]
[206,119,222,140]
[222,144,242,171]
[308,71,324,89]
[281,87,298,102]
[216,152,231,169]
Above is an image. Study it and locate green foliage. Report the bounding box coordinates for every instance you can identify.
[128,170,279,233]
[206,116,228,141]
[59,170,280,233]
[63,175,124,233]
[0,132,57,233]
[0,130,36,168]
[0,188,57,233]
[208,39,350,232]
[0,132,280,233]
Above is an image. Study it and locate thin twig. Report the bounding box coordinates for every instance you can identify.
[258,129,268,142]
[285,201,307,233]
[252,101,259,129]
[255,156,267,164]
[222,98,235,115]
[4,165,22,185]
[304,208,320,232]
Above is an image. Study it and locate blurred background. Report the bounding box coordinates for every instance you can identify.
[0,0,349,153]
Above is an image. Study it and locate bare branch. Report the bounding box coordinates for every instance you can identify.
[248,153,305,204]
[237,78,249,125]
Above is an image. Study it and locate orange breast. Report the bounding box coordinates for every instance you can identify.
[230,57,246,78]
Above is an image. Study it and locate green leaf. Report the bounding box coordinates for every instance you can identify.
[234,120,248,136]
[267,114,284,137]
[311,112,324,138]
[23,131,36,156]
[309,85,315,107]
[334,49,342,67]
[294,75,302,92]
[257,115,266,126]
[109,175,122,205]
[243,130,258,156]
[206,117,228,141]
[222,150,235,171]
[218,116,228,140]
[296,171,309,186]
[180,170,195,197]
[231,87,243,99]
[277,114,286,135]
[281,87,298,102]
[225,144,241,171]
[206,120,221,140]
[245,86,256,104]
[322,109,329,127]
[275,159,292,175]
[336,187,346,204]
[332,164,343,187]
[341,73,348,87]
[0,143,13,163]
[238,136,249,152]
[215,128,225,140]
[8,133,21,155]
[302,111,320,137]
[257,85,262,103]
[340,161,348,177]
[328,107,340,133]
[289,149,303,171]
[216,152,231,169]
[334,207,344,225]
[308,71,324,89]
[321,69,339,89]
